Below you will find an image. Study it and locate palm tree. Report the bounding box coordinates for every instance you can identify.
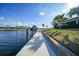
[68,6,79,24]
[42,24,45,28]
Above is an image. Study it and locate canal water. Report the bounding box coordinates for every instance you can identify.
[0,30,32,56]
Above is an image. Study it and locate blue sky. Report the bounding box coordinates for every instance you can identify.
[0,3,78,28]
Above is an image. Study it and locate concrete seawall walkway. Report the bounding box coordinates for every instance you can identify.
[16,31,57,56]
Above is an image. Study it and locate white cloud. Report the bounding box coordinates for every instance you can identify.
[39,11,45,16]
[48,2,79,20]
[0,16,5,20]
[16,22,22,26]
[62,3,79,14]
[9,22,24,26]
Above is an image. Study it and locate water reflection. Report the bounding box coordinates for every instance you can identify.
[0,30,28,56]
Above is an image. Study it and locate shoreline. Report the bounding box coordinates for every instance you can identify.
[0,29,27,31]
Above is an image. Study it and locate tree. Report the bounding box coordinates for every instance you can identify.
[46,25,48,28]
[42,24,45,28]
[68,6,79,24]
[51,14,68,29]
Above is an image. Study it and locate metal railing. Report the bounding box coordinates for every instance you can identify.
[26,28,37,43]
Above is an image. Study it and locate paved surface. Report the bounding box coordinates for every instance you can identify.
[16,31,57,56]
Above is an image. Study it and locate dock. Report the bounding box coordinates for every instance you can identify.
[16,31,58,56]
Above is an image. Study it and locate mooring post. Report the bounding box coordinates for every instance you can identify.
[26,28,28,43]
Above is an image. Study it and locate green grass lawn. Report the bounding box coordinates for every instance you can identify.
[42,28,79,55]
